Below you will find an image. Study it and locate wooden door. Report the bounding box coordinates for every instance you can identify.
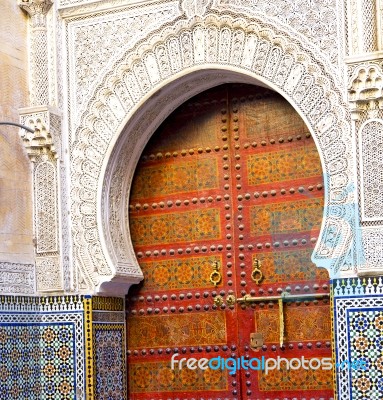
[126,84,333,400]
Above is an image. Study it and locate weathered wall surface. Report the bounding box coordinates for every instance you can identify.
[0,0,33,263]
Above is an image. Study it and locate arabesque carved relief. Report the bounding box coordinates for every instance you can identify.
[70,14,353,292]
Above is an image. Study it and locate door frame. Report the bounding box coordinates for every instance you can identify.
[70,14,355,295]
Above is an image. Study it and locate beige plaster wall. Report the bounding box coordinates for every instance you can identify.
[0,0,33,263]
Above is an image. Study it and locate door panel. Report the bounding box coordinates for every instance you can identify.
[229,86,331,399]
[126,84,333,400]
[127,86,238,399]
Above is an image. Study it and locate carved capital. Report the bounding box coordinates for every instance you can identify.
[18,0,53,23]
[19,107,61,160]
[18,0,53,15]
[21,122,56,159]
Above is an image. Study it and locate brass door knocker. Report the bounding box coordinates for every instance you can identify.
[251,258,263,284]
[210,261,222,287]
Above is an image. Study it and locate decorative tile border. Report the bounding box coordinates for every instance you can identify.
[333,277,383,297]
[92,296,126,400]
[84,296,94,400]
[92,296,124,311]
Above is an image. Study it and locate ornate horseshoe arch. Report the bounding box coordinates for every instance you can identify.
[71,14,354,294]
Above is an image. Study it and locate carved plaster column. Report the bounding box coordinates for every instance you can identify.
[348,0,378,55]
[344,0,383,276]
[347,63,383,276]
[19,107,66,292]
[18,0,52,106]
[18,0,70,293]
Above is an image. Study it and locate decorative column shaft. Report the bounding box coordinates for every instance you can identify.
[347,64,383,275]
[348,0,379,55]
[18,0,52,106]
[18,0,72,293]
[361,0,378,53]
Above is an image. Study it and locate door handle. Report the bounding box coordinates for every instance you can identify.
[214,292,329,307]
[209,261,222,287]
[251,258,263,284]
[214,292,330,346]
[238,292,329,347]
[236,292,330,305]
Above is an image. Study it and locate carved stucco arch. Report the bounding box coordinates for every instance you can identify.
[71,14,354,294]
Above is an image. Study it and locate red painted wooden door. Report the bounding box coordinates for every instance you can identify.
[126,84,333,400]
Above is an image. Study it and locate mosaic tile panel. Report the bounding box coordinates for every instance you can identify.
[0,323,75,400]
[127,312,227,348]
[247,146,321,186]
[347,309,383,400]
[253,249,329,283]
[131,158,219,199]
[258,358,333,391]
[129,361,227,393]
[137,255,222,291]
[0,296,86,400]
[93,324,126,400]
[250,198,324,236]
[333,278,383,400]
[255,304,331,343]
[333,277,383,297]
[130,208,221,246]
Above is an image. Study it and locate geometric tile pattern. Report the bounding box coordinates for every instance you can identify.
[258,358,333,391]
[131,158,218,199]
[0,323,76,400]
[94,324,126,400]
[92,296,126,400]
[333,278,383,400]
[250,198,324,236]
[0,296,86,400]
[137,255,222,291]
[129,361,227,393]
[127,312,227,348]
[348,310,383,400]
[0,295,129,400]
[130,208,221,246]
[254,249,329,283]
[92,296,124,312]
[247,146,321,185]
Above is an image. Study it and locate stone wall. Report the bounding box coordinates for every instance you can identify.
[0,0,33,264]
